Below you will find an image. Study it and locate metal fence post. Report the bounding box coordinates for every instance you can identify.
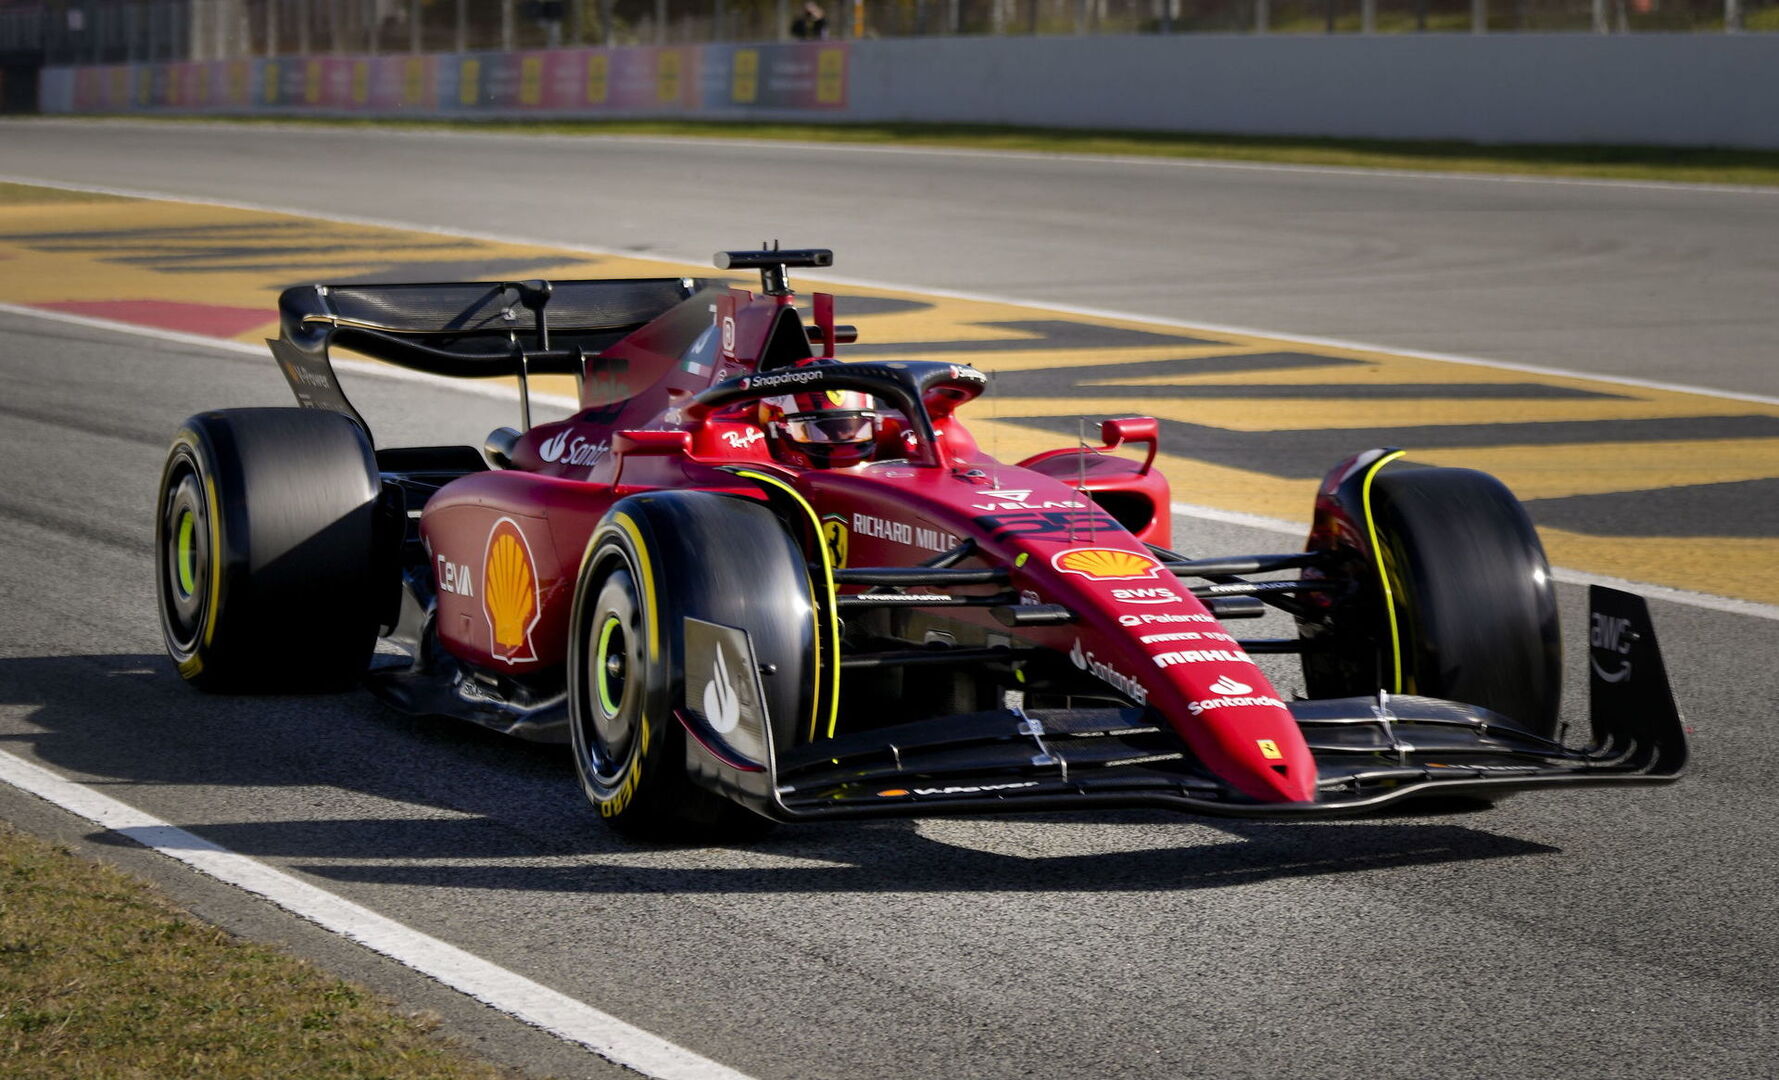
[502,0,516,50]
[1255,0,1269,33]
[1362,0,1376,32]
[1592,0,1606,31]
[1471,0,1485,32]
[1725,0,1742,30]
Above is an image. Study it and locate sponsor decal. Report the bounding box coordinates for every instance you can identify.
[825,389,847,406]
[1186,674,1286,717]
[539,431,609,468]
[947,364,987,384]
[703,643,741,733]
[1152,648,1252,668]
[1102,752,1187,768]
[1590,612,1634,683]
[1119,612,1215,627]
[740,368,823,392]
[1019,589,1043,606]
[538,430,569,462]
[720,314,736,354]
[975,510,1121,541]
[1202,580,1304,595]
[684,617,770,766]
[861,593,954,603]
[1069,639,1149,705]
[1110,586,1183,606]
[821,514,850,568]
[1052,547,1165,581]
[850,512,958,553]
[281,359,332,390]
[969,488,1089,512]
[482,518,541,663]
[876,781,1037,798]
[435,555,474,597]
[1257,739,1284,760]
[721,429,764,450]
[1138,630,1237,645]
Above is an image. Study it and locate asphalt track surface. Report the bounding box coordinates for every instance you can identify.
[7,118,1779,397]
[1,124,1777,1078]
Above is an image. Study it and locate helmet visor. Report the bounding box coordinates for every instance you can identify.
[783,411,876,445]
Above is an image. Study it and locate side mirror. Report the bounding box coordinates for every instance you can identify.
[1099,417,1159,475]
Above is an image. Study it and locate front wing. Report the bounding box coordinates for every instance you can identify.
[731,586,1685,821]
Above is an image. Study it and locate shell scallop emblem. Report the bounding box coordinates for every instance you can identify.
[482,518,540,663]
[1051,547,1164,581]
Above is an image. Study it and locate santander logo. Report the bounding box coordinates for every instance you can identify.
[1209,675,1251,695]
[537,430,609,468]
[539,430,570,463]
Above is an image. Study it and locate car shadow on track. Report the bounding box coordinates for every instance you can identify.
[0,654,1556,895]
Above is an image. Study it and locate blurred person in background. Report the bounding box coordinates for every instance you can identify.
[791,1,829,39]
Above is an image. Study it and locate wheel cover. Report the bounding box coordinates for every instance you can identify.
[159,459,210,654]
[579,567,647,788]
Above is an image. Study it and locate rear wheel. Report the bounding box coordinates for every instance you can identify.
[1302,465,1561,737]
[155,408,381,692]
[568,491,817,841]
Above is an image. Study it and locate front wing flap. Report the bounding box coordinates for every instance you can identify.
[759,586,1686,821]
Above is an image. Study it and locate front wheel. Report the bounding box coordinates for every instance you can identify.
[1301,464,1561,738]
[568,491,818,841]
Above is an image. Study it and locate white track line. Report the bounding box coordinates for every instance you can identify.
[13,117,1779,198]
[2,200,1776,622]
[0,748,754,1080]
[5,170,1779,409]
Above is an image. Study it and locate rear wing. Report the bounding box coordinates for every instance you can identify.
[269,276,712,435]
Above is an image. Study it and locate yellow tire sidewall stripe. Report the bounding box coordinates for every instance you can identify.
[1359,449,1408,694]
[735,470,840,742]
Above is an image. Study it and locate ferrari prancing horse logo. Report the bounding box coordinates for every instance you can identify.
[821,514,849,569]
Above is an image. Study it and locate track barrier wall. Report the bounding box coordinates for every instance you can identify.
[36,34,1779,149]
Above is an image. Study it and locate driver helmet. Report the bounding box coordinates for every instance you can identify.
[759,385,879,468]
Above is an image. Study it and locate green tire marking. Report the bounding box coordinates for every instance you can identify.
[176,510,196,598]
[595,615,622,715]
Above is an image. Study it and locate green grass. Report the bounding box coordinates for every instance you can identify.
[0,823,524,1080]
[54,113,1779,187]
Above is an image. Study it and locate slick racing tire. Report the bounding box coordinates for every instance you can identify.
[156,408,381,692]
[1303,465,1561,738]
[568,491,817,842]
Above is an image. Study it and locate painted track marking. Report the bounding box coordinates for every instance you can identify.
[4,295,1776,625]
[3,174,1777,605]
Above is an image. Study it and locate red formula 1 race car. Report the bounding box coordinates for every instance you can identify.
[155,249,1686,839]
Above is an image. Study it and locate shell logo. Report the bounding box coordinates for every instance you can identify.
[1051,547,1164,581]
[483,518,540,663]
